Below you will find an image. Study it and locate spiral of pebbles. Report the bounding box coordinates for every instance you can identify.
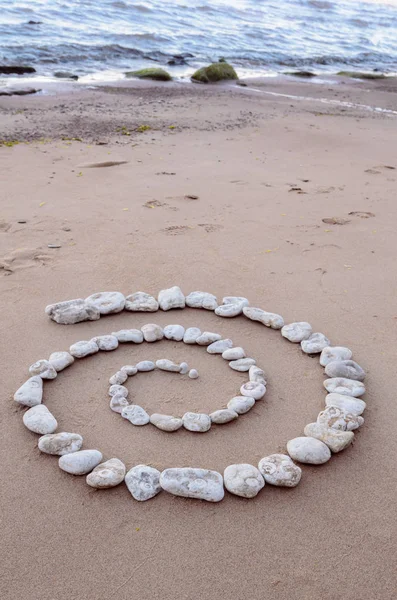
[13,286,367,502]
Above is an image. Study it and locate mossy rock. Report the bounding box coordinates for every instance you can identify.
[337,71,386,80]
[285,71,317,78]
[124,68,172,81]
[191,62,238,84]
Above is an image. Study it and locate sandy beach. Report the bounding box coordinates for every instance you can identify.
[1,76,397,600]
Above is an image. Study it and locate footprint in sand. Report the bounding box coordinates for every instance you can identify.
[198,223,223,233]
[0,220,11,232]
[163,225,191,236]
[143,200,167,208]
[78,161,129,168]
[322,217,351,225]
[0,247,52,275]
[348,211,375,218]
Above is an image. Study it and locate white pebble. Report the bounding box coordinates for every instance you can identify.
[110,394,129,414]
[38,432,83,455]
[125,465,162,501]
[14,376,43,407]
[164,324,185,341]
[258,454,302,487]
[59,449,103,475]
[150,413,183,432]
[141,323,164,342]
[325,360,365,381]
[301,333,331,354]
[85,291,125,314]
[222,347,246,360]
[108,384,128,397]
[240,381,266,399]
[160,468,224,502]
[215,303,245,318]
[222,296,249,307]
[125,291,159,312]
[207,339,233,354]
[224,464,265,498]
[109,370,128,385]
[45,298,100,324]
[158,286,185,311]
[325,393,366,415]
[182,412,211,432]
[91,335,119,351]
[210,409,238,424]
[281,322,312,343]
[111,329,144,343]
[227,396,255,414]
[69,340,99,358]
[188,369,199,379]
[121,404,150,425]
[243,306,284,329]
[320,346,353,366]
[23,405,57,434]
[179,362,189,374]
[49,351,74,372]
[136,360,156,372]
[156,359,181,372]
[183,327,201,344]
[229,358,256,372]
[121,365,138,376]
[317,406,364,431]
[249,365,267,385]
[323,377,365,398]
[86,458,126,488]
[287,437,331,464]
[304,423,354,453]
[29,359,57,380]
[186,291,218,310]
[196,331,222,346]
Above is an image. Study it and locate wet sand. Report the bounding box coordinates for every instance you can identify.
[1,77,397,600]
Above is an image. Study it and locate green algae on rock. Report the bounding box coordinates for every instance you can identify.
[191,62,238,83]
[337,71,386,80]
[125,68,172,81]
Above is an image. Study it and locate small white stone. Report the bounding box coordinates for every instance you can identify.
[224,464,265,498]
[186,291,218,310]
[121,404,150,425]
[125,465,161,501]
[188,369,199,379]
[108,384,128,397]
[14,376,43,407]
[121,365,138,376]
[59,450,103,475]
[150,413,183,432]
[301,333,331,354]
[112,329,144,343]
[182,412,211,432]
[29,359,57,380]
[325,393,366,415]
[179,362,189,374]
[156,359,181,372]
[240,381,266,399]
[258,454,302,487]
[23,405,57,434]
[304,423,354,453]
[85,291,125,314]
[317,406,364,431]
[158,286,185,311]
[136,360,156,372]
[222,347,246,360]
[227,396,255,414]
[229,358,256,372]
[91,335,119,351]
[69,340,99,358]
[109,371,128,385]
[164,324,185,341]
[207,339,234,354]
[86,458,126,488]
[325,360,365,381]
[141,323,164,342]
[125,292,159,312]
[38,432,83,455]
[320,346,353,366]
[45,298,100,324]
[222,296,249,307]
[110,394,129,414]
[249,365,267,385]
[210,409,238,424]
[183,327,201,344]
[323,377,365,397]
[281,322,312,343]
[195,332,222,346]
[215,303,245,318]
[243,306,284,329]
[160,468,224,502]
[287,437,331,464]
[49,351,74,372]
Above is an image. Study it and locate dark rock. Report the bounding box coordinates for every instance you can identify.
[0,88,40,96]
[54,71,79,81]
[285,71,317,78]
[0,66,36,75]
[27,20,42,25]
[337,71,386,80]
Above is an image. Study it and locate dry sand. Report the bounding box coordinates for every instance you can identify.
[1,77,397,600]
